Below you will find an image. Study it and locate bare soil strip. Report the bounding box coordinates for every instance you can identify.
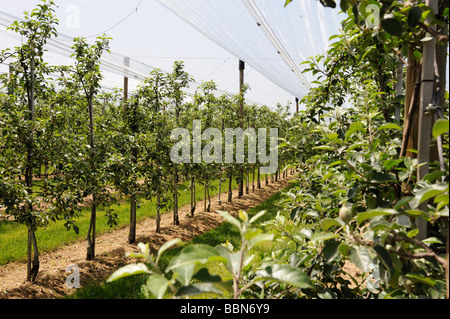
[0,175,294,299]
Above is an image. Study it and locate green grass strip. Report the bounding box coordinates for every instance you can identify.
[68,181,298,299]
[0,176,244,265]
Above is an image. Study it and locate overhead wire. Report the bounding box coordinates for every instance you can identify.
[84,0,143,39]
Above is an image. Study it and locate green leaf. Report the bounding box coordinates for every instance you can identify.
[107,263,150,282]
[174,264,195,286]
[340,0,349,12]
[217,210,241,230]
[393,196,413,210]
[176,283,226,297]
[311,231,339,242]
[378,123,402,131]
[373,245,393,272]
[410,183,448,209]
[156,238,182,265]
[322,240,341,263]
[432,119,449,138]
[408,6,423,29]
[313,145,334,151]
[256,264,313,289]
[249,210,266,224]
[370,172,397,183]
[357,208,398,224]
[345,122,366,141]
[407,228,419,238]
[247,232,274,249]
[321,218,343,231]
[193,268,222,283]
[406,273,436,286]
[422,237,443,245]
[167,245,227,272]
[349,246,376,273]
[383,159,403,170]
[381,18,403,37]
[146,273,170,299]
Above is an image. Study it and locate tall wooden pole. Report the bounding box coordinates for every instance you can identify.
[416,0,438,240]
[295,97,299,114]
[238,60,245,198]
[123,56,129,103]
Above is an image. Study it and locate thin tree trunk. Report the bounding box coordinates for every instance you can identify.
[173,168,179,225]
[86,196,97,260]
[86,96,97,260]
[207,180,211,212]
[218,173,222,205]
[129,193,137,244]
[228,171,232,203]
[156,192,161,233]
[27,227,39,282]
[401,48,421,160]
[129,147,138,244]
[245,171,249,194]
[190,176,196,217]
[257,165,261,189]
[26,58,39,281]
[252,165,255,191]
[204,177,207,212]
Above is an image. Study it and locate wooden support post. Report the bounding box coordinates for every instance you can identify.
[295,97,299,114]
[416,0,438,241]
[123,56,129,102]
[238,60,245,198]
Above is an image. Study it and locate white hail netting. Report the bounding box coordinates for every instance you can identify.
[1,1,343,104]
[0,10,235,101]
[157,0,342,99]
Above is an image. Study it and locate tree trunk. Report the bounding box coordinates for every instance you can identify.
[190,176,196,217]
[204,177,207,212]
[218,173,222,205]
[252,165,255,191]
[129,192,137,244]
[86,96,97,260]
[245,171,249,194]
[27,227,39,282]
[228,172,232,203]
[26,58,39,282]
[257,165,261,189]
[207,181,211,212]
[401,48,421,160]
[86,196,97,260]
[156,192,161,233]
[173,168,179,225]
[129,147,138,244]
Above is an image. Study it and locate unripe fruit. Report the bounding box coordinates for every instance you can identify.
[339,204,352,224]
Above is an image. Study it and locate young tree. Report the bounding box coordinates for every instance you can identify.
[70,35,110,260]
[0,0,59,281]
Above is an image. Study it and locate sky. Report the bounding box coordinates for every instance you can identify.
[0,0,339,112]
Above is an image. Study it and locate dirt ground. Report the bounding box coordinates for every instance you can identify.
[0,175,295,299]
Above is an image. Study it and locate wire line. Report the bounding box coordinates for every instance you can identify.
[85,0,143,38]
